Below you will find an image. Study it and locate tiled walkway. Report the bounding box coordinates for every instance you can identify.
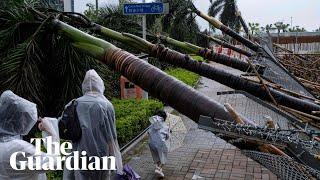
[125,62,278,179]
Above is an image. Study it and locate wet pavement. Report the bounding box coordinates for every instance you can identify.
[124,62,278,179]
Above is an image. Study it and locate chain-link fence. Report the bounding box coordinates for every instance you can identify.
[242,150,320,180]
[256,42,315,98]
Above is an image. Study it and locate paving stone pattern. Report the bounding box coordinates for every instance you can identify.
[125,62,278,179]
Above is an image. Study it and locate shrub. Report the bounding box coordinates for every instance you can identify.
[165,68,200,87]
[112,99,163,146]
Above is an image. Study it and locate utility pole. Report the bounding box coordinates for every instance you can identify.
[96,0,98,11]
[142,0,146,40]
[290,17,293,28]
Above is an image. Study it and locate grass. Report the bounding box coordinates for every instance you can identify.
[165,67,200,87]
[190,55,205,62]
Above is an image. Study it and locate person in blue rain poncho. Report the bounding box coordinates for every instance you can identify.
[60,69,123,180]
[0,90,60,180]
[148,110,170,178]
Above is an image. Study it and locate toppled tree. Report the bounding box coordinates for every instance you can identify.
[0,0,234,124]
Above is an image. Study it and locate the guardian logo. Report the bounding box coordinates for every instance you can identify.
[9,136,116,171]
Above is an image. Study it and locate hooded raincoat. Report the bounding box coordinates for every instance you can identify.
[0,91,59,180]
[148,115,170,165]
[62,69,123,180]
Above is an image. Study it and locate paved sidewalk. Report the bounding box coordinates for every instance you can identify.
[125,62,278,179]
[125,115,277,180]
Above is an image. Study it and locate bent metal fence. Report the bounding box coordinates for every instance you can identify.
[193,7,314,98]
[242,150,320,180]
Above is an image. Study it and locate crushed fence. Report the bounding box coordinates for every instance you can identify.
[242,150,320,180]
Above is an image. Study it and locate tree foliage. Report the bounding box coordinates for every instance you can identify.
[161,0,200,43]
[288,26,306,32]
[248,22,260,35]
[274,22,290,33]
[0,0,120,117]
[208,0,240,32]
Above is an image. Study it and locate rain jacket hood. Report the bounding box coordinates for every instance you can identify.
[63,69,123,180]
[0,90,37,139]
[82,69,105,95]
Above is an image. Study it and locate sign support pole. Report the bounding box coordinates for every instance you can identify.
[122,1,169,100]
[142,0,146,40]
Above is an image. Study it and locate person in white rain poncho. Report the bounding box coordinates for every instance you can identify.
[0,90,60,180]
[148,110,170,178]
[61,69,123,180]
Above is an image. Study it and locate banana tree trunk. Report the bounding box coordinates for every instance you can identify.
[52,19,234,122]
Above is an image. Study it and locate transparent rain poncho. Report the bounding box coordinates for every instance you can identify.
[148,115,170,165]
[0,90,37,140]
[62,69,123,180]
[0,91,59,180]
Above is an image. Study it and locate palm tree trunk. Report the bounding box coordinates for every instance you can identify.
[87,23,320,115]
[91,23,256,73]
[193,9,260,52]
[158,35,261,73]
[150,45,320,115]
[201,33,253,57]
[237,14,250,37]
[52,19,234,122]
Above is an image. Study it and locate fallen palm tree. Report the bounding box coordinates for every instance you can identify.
[191,7,260,52]
[52,19,234,122]
[58,14,320,116]
[82,22,320,115]
[190,5,315,99]
[157,35,259,72]
[4,3,319,177]
[68,13,257,74]
[199,33,253,57]
[55,17,310,159]
[0,2,236,123]
[148,44,320,116]
[15,7,319,122]
[235,11,250,38]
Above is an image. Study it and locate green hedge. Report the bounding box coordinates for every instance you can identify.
[165,68,200,87]
[45,99,162,179]
[113,99,163,146]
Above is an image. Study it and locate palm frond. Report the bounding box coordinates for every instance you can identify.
[0,39,44,112]
[210,0,225,8]
[208,4,223,17]
[0,0,121,117]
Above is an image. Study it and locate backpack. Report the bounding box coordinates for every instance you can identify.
[58,100,82,142]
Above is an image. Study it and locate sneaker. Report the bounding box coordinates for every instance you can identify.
[155,167,164,178]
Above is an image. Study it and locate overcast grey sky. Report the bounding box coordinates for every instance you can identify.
[74,0,320,31]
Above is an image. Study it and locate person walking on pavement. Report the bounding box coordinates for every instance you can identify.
[148,110,170,178]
